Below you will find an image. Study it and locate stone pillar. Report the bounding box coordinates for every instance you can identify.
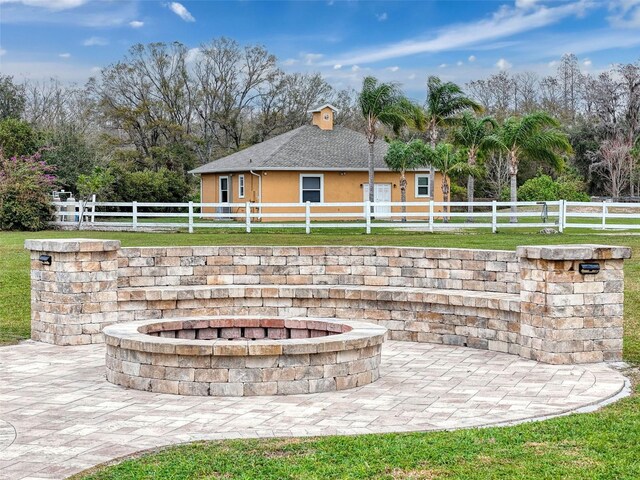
[517,244,631,364]
[25,239,121,345]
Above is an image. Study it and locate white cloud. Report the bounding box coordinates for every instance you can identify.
[520,28,640,59]
[129,20,144,28]
[304,53,323,65]
[351,65,360,72]
[468,55,476,62]
[439,63,448,68]
[185,47,201,63]
[0,48,6,57]
[2,60,101,82]
[168,2,195,22]
[608,0,640,28]
[0,0,87,11]
[282,58,297,66]
[386,66,399,72]
[408,73,416,80]
[83,36,108,46]
[322,1,592,66]
[58,52,71,58]
[0,0,137,26]
[515,0,539,9]
[456,61,463,66]
[583,58,592,66]
[333,64,342,69]
[548,60,559,68]
[496,58,512,70]
[376,12,388,21]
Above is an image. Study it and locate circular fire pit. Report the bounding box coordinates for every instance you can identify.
[103,316,386,396]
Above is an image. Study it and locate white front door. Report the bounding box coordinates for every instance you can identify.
[363,183,392,217]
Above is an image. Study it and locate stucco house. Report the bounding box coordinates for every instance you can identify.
[190,105,448,220]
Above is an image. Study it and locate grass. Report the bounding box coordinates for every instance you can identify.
[1,228,639,479]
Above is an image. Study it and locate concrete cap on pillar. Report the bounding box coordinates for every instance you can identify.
[24,238,121,253]
[516,244,632,261]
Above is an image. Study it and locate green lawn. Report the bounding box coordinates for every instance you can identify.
[2,229,639,479]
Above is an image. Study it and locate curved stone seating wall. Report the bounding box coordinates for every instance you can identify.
[118,285,521,355]
[117,246,520,294]
[26,240,632,364]
[104,317,386,396]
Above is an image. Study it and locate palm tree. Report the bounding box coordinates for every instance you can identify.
[451,112,499,220]
[424,76,482,202]
[427,143,472,222]
[384,139,430,221]
[496,112,572,222]
[358,76,423,208]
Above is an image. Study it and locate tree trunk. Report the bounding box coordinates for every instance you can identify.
[400,172,407,222]
[509,154,518,223]
[467,151,476,222]
[442,177,450,223]
[368,141,375,215]
[429,124,437,207]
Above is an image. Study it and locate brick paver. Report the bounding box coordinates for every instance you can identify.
[0,340,626,480]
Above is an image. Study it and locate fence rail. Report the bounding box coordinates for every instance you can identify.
[51,199,640,234]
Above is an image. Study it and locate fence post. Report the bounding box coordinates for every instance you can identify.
[364,200,371,234]
[428,200,434,233]
[90,194,96,223]
[558,199,566,233]
[491,200,497,233]
[245,202,251,233]
[132,201,138,230]
[305,201,311,234]
[188,201,194,234]
[602,201,607,230]
[76,200,83,229]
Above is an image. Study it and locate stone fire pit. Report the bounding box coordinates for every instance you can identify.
[103,316,386,396]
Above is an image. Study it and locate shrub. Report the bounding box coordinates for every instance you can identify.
[0,151,56,231]
[0,118,39,158]
[110,167,190,203]
[517,174,590,202]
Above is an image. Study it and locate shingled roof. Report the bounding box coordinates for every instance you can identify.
[190,125,431,174]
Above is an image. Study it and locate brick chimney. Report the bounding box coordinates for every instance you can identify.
[309,104,338,131]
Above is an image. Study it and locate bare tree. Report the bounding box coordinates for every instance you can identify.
[488,72,516,121]
[252,72,334,143]
[588,137,634,198]
[556,53,583,121]
[539,76,563,118]
[23,78,93,133]
[191,37,279,160]
[89,42,192,158]
[485,152,510,199]
[514,72,540,114]
[466,78,493,113]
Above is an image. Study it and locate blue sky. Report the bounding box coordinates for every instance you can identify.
[1,0,639,97]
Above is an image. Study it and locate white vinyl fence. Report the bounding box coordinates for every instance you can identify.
[51,200,640,234]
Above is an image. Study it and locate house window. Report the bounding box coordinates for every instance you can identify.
[415,174,431,198]
[238,174,245,199]
[300,174,324,203]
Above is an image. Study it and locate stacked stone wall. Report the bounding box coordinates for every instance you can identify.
[26,240,631,364]
[117,246,520,294]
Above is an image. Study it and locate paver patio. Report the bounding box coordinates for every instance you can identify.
[0,340,627,480]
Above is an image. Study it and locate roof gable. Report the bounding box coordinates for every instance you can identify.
[307,104,339,113]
